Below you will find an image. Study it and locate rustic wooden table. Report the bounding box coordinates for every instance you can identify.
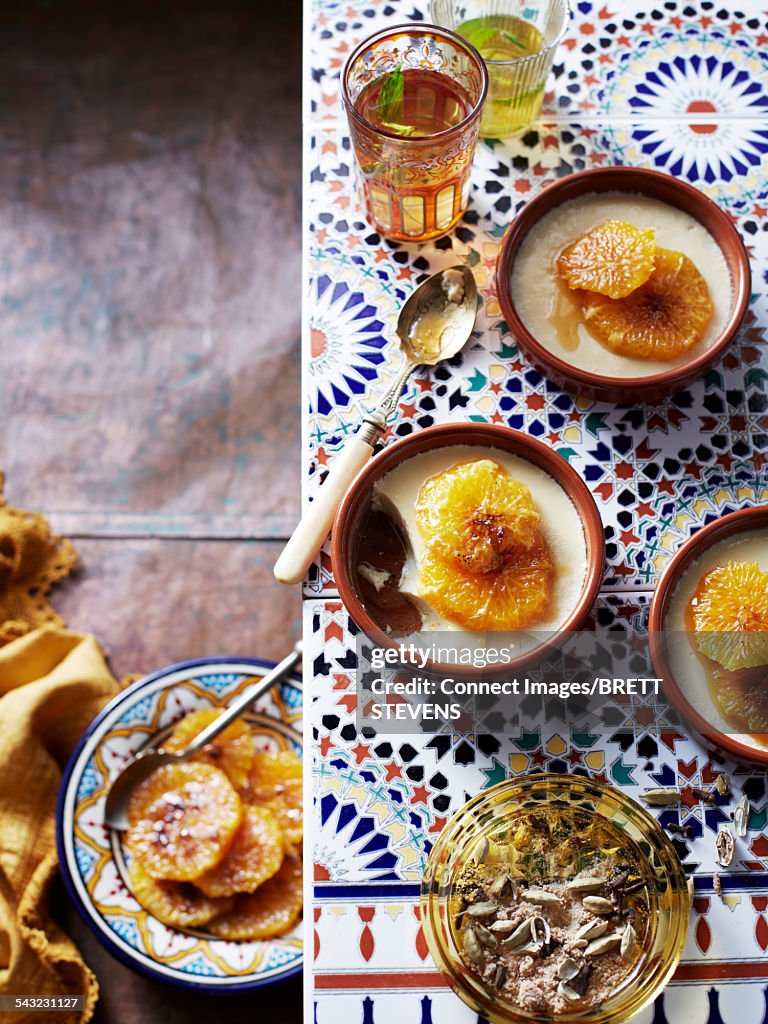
[0,1,303,1019]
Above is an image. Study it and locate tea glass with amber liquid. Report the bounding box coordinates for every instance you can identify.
[342,25,488,242]
[431,0,569,138]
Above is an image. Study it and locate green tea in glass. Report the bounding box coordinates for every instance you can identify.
[431,0,569,137]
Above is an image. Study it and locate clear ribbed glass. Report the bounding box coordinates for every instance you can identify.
[430,0,569,137]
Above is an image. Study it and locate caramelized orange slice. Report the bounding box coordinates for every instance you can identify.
[248,749,303,792]
[418,537,554,631]
[163,709,255,789]
[712,666,768,736]
[196,806,284,898]
[694,561,768,671]
[557,220,655,298]
[208,856,303,940]
[245,750,303,847]
[127,762,242,881]
[415,459,541,575]
[580,248,713,361]
[127,858,233,929]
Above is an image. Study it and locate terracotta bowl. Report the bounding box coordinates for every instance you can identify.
[649,505,768,766]
[331,422,605,670]
[496,166,751,404]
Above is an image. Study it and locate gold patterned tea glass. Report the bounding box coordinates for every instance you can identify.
[341,25,488,242]
[421,774,689,1023]
[430,0,569,137]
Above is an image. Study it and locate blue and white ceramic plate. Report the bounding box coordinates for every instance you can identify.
[56,657,303,992]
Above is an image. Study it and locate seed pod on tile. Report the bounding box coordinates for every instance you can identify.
[733,794,750,838]
[715,773,731,797]
[715,827,735,867]
[640,788,681,806]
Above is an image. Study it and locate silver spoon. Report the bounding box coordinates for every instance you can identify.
[104,643,302,830]
[273,265,478,585]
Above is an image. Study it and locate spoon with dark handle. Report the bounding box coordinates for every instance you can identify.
[104,643,302,831]
[273,265,478,586]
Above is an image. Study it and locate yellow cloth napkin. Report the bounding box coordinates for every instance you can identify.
[0,626,118,1024]
[0,472,78,647]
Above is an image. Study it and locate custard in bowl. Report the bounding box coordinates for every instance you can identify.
[497,167,750,403]
[332,424,605,660]
[650,506,768,765]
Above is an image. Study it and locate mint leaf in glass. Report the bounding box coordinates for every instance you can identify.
[376,63,405,124]
[464,24,528,54]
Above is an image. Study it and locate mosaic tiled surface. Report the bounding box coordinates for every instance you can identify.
[304,0,768,1019]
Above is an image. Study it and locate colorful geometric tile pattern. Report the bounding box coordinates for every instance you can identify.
[304,0,768,1020]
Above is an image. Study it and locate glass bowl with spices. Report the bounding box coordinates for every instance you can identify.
[420,773,689,1022]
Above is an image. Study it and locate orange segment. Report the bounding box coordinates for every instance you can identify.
[252,779,303,849]
[163,708,255,789]
[196,805,284,898]
[248,750,303,793]
[208,856,303,940]
[418,537,554,631]
[126,762,242,881]
[557,220,655,298]
[694,561,768,671]
[580,248,713,361]
[712,666,768,736]
[127,858,233,929]
[245,750,303,848]
[415,459,541,574]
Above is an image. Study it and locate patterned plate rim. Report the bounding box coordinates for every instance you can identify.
[55,655,304,993]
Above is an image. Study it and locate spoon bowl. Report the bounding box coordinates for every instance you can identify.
[273,266,479,586]
[397,265,478,365]
[103,643,302,830]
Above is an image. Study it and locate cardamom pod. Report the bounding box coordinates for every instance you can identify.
[566,877,606,894]
[576,918,609,941]
[521,888,562,907]
[585,933,621,957]
[733,793,750,838]
[582,896,614,915]
[465,901,498,919]
[640,788,681,806]
[620,922,637,958]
